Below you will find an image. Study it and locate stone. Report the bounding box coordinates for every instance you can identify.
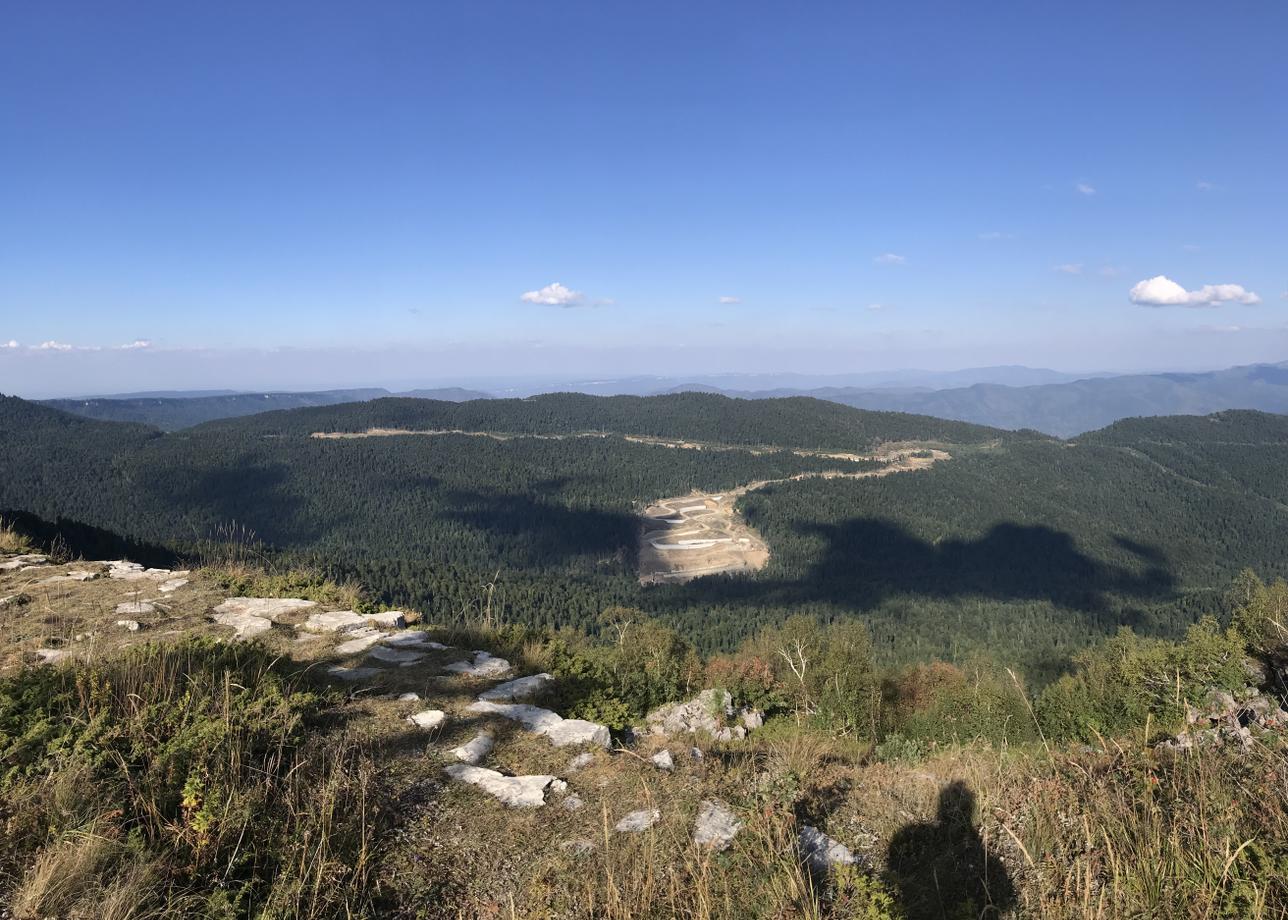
[561,794,585,812]
[651,749,675,771]
[212,611,273,640]
[450,732,495,765]
[467,700,611,749]
[0,554,49,571]
[368,645,426,666]
[443,651,512,678]
[397,692,421,701]
[334,628,388,656]
[383,631,433,648]
[0,593,30,609]
[407,709,447,730]
[740,709,764,731]
[40,570,98,584]
[326,664,380,682]
[105,560,173,581]
[158,577,189,593]
[690,746,704,761]
[301,610,368,633]
[213,597,317,621]
[115,601,155,616]
[799,825,857,871]
[693,800,741,851]
[115,619,142,632]
[35,648,70,664]
[568,752,596,771]
[645,689,733,738]
[614,809,661,833]
[442,764,557,808]
[478,673,555,702]
[426,640,451,650]
[363,610,406,629]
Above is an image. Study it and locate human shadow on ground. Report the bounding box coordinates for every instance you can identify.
[884,781,1017,919]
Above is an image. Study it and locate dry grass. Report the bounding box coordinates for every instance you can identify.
[0,518,35,554]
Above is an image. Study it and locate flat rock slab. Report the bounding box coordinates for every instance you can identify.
[214,597,318,621]
[369,645,426,666]
[442,764,557,808]
[115,601,156,616]
[408,709,447,730]
[40,570,98,584]
[615,808,661,833]
[34,648,70,664]
[326,664,380,682]
[799,825,857,871]
[105,560,173,581]
[0,555,49,571]
[694,800,741,851]
[301,610,368,633]
[478,672,555,702]
[449,732,495,765]
[212,611,274,640]
[363,610,407,629]
[467,700,610,749]
[444,651,512,678]
[383,631,433,648]
[334,628,387,655]
[158,577,189,593]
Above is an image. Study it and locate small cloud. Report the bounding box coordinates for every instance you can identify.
[520,282,584,307]
[115,340,152,350]
[1129,275,1261,307]
[874,252,907,266]
[1076,182,1097,196]
[718,295,741,305]
[1054,263,1084,275]
[866,303,887,311]
[1,340,18,349]
[37,340,75,351]
[978,231,1013,241]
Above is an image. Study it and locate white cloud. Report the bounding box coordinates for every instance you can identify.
[1076,182,1097,196]
[1054,263,1084,275]
[520,282,584,307]
[866,303,887,311]
[718,295,741,304]
[116,340,152,350]
[1129,275,1262,307]
[37,340,75,351]
[874,252,906,266]
[1,340,18,349]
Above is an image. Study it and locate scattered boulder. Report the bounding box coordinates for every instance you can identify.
[740,709,764,731]
[479,673,555,702]
[369,645,426,666]
[214,597,317,621]
[115,619,142,632]
[212,611,274,640]
[363,610,407,629]
[799,825,857,871]
[450,732,495,765]
[115,601,156,616]
[615,808,661,833]
[646,689,734,738]
[651,749,675,771]
[444,651,512,678]
[302,610,368,634]
[408,709,447,730]
[467,700,611,749]
[0,554,49,571]
[397,692,421,702]
[1157,686,1288,752]
[442,764,558,808]
[693,800,741,851]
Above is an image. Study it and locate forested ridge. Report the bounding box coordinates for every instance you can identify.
[3,393,1287,676]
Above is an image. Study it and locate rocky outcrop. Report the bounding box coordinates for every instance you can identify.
[442,765,559,808]
[645,689,760,742]
[368,645,426,666]
[302,610,368,633]
[444,651,512,678]
[212,597,318,639]
[334,628,387,655]
[1157,687,1288,752]
[326,664,380,681]
[799,825,857,871]
[115,601,156,616]
[0,555,49,571]
[466,700,610,748]
[212,609,275,640]
[104,560,177,581]
[363,610,406,629]
[450,732,495,765]
[478,673,554,702]
[693,800,741,851]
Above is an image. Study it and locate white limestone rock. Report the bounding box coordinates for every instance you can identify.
[645,689,733,738]
[478,672,554,702]
[214,597,317,621]
[212,611,274,640]
[443,651,512,678]
[740,709,764,731]
[40,570,98,585]
[34,648,70,664]
[363,610,407,629]
[568,752,596,771]
[561,794,585,812]
[450,732,495,765]
[651,749,675,771]
[799,825,857,871]
[326,664,380,682]
[115,619,142,632]
[614,808,661,833]
[383,631,433,648]
[115,601,156,616]
[693,800,741,851]
[105,560,173,581]
[158,577,189,593]
[397,692,421,701]
[467,700,611,749]
[407,709,447,730]
[368,645,426,666]
[334,628,387,656]
[302,610,368,633]
[442,764,557,808]
[0,554,49,571]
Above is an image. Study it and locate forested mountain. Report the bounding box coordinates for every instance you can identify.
[4,393,1287,676]
[724,361,1288,437]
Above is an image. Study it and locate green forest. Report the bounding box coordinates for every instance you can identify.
[4,393,1287,678]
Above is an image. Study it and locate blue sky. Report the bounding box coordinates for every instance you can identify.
[2,1,1286,395]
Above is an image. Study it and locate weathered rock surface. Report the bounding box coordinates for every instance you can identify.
[442,764,558,808]
[0,593,30,609]
[368,645,426,666]
[214,597,317,621]
[408,709,447,730]
[326,664,380,682]
[651,749,675,771]
[383,631,433,648]
[467,700,611,748]
[302,610,368,633]
[40,570,98,584]
[158,577,189,593]
[363,610,407,629]
[115,619,142,632]
[561,794,585,812]
[334,628,387,656]
[646,689,734,738]
[34,648,70,664]
[568,752,596,771]
[1157,686,1288,752]
[444,650,512,678]
[0,554,49,571]
[615,808,661,833]
[693,799,741,851]
[397,692,421,702]
[799,825,857,871]
[740,709,764,730]
[450,732,495,765]
[115,601,156,616]
[478,673,554,702]
[212,611,274,640]
[105,560,173,581]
